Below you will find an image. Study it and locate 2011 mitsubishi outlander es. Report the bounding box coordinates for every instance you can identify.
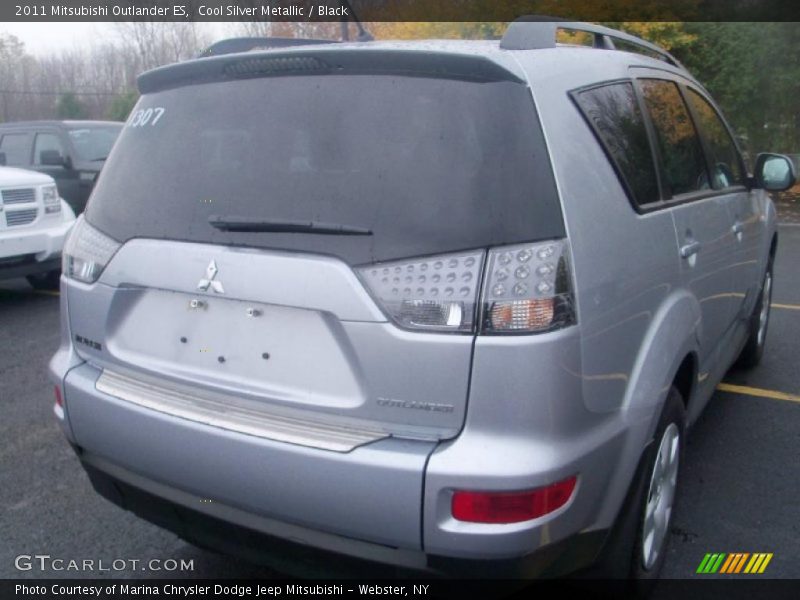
[49,18,796,583]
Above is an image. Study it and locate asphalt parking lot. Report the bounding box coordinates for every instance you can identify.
[1,225,799,585]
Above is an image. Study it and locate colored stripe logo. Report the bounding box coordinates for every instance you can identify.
[697,553,773,574]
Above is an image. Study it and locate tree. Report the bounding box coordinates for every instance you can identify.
[106,91,139,122]
[56,92,87,119]
[0,33,31,122]
[679,23,799,154]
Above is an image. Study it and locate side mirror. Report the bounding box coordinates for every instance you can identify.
[0,152,6,166]
[753,153,796,192]
[40,149,68,168]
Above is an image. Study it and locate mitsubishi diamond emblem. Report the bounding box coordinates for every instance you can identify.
[197,260,225,293]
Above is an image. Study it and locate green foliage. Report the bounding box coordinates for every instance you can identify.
[678,23,799,155]
[56,92,87,119]
[106,91,139,122]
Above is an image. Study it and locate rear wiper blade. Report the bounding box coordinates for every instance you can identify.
[208,215,372,236]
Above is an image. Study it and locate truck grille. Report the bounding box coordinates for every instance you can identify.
[5,209,38,227]
[1,188,36,204]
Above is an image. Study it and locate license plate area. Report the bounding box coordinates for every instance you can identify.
[104,289,365,410]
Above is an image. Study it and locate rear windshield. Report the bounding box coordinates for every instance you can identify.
[86,73,563,265]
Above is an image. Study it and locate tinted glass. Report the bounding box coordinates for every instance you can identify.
[686,89,744,189]
[68,126,122,161]
[86,75,564,266]
[640,80,708,198]
[0,134,31,166]
[33,133,64,165]
[576,82,659,206]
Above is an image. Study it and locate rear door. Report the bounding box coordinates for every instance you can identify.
[637,77,738,369]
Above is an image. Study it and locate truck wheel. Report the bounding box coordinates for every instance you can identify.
[26,269,61,291]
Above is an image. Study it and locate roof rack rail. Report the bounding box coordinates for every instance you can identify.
[199,37,339,58]
[500,16,686,71]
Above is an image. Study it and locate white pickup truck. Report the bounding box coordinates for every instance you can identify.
[0,166,75,289]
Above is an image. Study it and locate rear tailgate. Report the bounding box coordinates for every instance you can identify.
[67,239,475,441]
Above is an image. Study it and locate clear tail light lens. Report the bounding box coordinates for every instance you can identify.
[62,216,121,284]
[357,250,485,332]
[481,240,575,334]
[358,240,574,335]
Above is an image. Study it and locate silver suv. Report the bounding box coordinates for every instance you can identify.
[49,19,796,582]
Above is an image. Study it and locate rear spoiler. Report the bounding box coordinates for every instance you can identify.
[138,49,524,94]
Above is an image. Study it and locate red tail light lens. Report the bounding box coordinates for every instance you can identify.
[54,385,64,408]
[452,476,577,524]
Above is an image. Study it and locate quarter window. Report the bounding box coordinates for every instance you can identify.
[639,79,709,198]
[574,82,660,207]
[685,89,744,189]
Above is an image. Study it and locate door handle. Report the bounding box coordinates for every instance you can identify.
[680,241,702,259]
[732,221,744,239]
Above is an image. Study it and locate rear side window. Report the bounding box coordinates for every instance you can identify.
[574,82,659,207]
[86,74,564,265]
[0,133,31,166]
[685,89,745,189]
[639,79,708,198]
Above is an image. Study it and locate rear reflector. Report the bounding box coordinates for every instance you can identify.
[452,476,577,524]
[54,385,63,408]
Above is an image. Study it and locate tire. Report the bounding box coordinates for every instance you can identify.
[26,269,61,291]
[735,258,774,369]
[590,386,685,594]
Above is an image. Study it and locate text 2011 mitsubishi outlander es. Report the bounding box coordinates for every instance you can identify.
[49,19,796,583]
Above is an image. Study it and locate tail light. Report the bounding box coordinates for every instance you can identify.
[452,476,578,523]
[54,385,64,408]
[359,239,574,334]
[63,216,121,284]
[481,240,575,334]
[357,250,485,332]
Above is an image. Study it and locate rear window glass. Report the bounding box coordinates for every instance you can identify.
[574,82,659,207]
[86,74,563,265]
[0,133,31,166]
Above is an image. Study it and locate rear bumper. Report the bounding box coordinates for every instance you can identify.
[59,362,434,552]
[77,450,607,578]
[54,359,628,574]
